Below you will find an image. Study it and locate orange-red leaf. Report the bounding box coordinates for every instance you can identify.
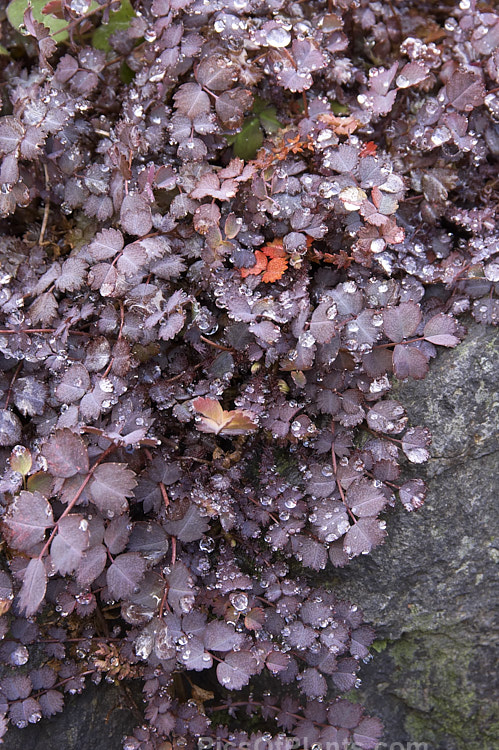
[262,239,286,259]
[240,250,267,278]
[192,397,257,436]
[240,241,288,283]
[360,141,377,157]
[261,257,288,283]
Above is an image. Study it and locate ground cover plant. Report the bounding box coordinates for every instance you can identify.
[0,0,497,748]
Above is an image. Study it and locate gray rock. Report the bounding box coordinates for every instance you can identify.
[2,682,140,750]
[330,321,499,749]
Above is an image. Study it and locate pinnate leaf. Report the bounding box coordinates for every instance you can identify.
[399,478,427,511]
[76,544,107,587]
[396,61,429,88]
[159,312,185,341]
[277,67,313,93]
[401,427,431,463]
[55,257,88,293]
[1,675,32,700]
[216,651,257,690]
[29,667,56,690]
[28,292,58,326]
[0,116,24,155]
[174,83,211,118]
[216,89,252,129]
[39,690,64,718]
[89,228,124,261]
[117,244,148,277]
[346,480,388,518]
[42,429,89,478]
[166,561,196,615]
[294,537,328,570]
[196,54,237,91]
[19,559,47,617]
[292,38,325,71]
[343,518,386,557]
[178,637,212,671]
[107,553,146,600]
[120,194,152,237]
[423,313,460,347]
[345,309,379,347]
[104,514,131,555]
[89,463,137,516]
[352,716,384,749]
[51,515,90,575]
[332,656,359,691]
[240,250,267,279]
[310,500,349,543]
[368,62,398,95]
[3,491,53,551]
[262,257,288,283]
[327,699,362,729]
[329,144,358,173]
[9,697,42,728]
[331,283,364,316]
[383,301,421,342]
[164,503,210,543]
[127,522,169,562]
[393,344,429,380]
[55,363,90,404]
[366,400,407,434]
[203,621,244,652]
[445,70,485,112]
[305,464,337,498]
[300,667,327,698]
[266,651,290,674]
[350,625,375,659]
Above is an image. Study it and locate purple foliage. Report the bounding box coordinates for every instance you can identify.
[0,0,497,748]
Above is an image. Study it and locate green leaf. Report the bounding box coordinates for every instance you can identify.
[120,60,135,84]
[259,106,281,134]
[225,97,282,160]
[6,0,69,41]
[330,100,350,115]
[252,96,268,116]
[229,117,263,161]
[92,0,135,52]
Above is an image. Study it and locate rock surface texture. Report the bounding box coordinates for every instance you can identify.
[331,320,499,749]
[2,682,139,750]
[3,321,499,750]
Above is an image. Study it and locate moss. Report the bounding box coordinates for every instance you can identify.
[384,628,499,749]
[371,638,388,653]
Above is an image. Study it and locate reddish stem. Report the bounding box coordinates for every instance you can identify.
[159,584,170,619]
[159,482,170,509]
[171,536,177,565]
[55,0,116,36]
[199,335,234,352]
[374,336,425,349]
[101,301,125,378]
[39,443,117,559]
[331,422,357,523]
[4,362,22,409]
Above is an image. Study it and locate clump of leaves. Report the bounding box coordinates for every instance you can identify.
[0,0,497,749]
